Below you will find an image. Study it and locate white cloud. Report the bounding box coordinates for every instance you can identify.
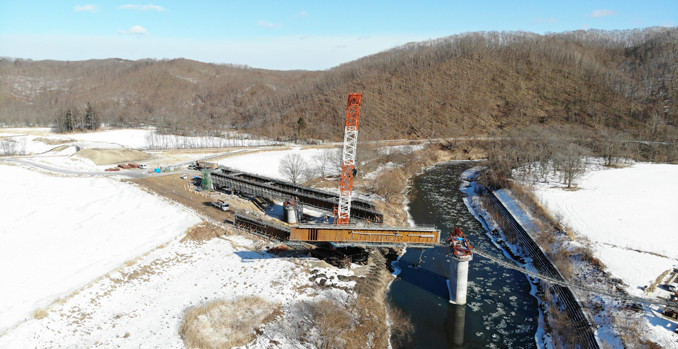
[589,9,617,18]
[119,4,167,12]
[296,11,309,17]
[257,20,282,29]
[73,4,99,13]
[118,25,149,35]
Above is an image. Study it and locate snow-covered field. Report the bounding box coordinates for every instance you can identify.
[0,127,277,154]
[216,146,334,180]
[0,128,359,347]
[0,128,269,172]
[0,164,201,332]
[0,232,354,348]
[531,162,678,295]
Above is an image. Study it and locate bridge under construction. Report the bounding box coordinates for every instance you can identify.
[211,166,383,223]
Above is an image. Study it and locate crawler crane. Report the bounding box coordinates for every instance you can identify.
[336,93,362,225]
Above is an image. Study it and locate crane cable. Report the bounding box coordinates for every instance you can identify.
[470,247,674,307]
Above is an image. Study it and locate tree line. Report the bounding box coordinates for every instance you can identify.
[482,122,676,189]
[54,103,100,133]
[1,28,675,149]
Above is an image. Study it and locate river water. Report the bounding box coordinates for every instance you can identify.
[388,162,539,348]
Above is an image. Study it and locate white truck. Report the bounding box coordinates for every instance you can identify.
[211,200,230,211]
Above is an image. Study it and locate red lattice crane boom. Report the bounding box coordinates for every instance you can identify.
[336,93,363,225]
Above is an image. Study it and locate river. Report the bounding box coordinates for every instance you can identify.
[388,161,539,348]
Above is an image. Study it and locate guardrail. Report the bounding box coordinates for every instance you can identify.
[485,191,600,349]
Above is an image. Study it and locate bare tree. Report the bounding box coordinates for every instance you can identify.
[371,168,405,202]
[556,143,588,188]
[646,112,666,141]
[279,153,307,185]
[312,149,338,178]
[597,128,626,166]
[0,139,17,156]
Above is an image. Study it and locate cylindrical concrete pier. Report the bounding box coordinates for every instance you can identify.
[284,204,298,224]
[448,256,471,305]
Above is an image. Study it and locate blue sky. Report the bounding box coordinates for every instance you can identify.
[0,1,676,70]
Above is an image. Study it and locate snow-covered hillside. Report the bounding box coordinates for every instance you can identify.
[0,164,201,332]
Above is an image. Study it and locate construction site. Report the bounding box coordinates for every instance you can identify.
[130,93,678,348]
[134,93,441,268]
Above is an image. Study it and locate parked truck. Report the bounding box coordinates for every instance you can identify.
[211,200,230,211]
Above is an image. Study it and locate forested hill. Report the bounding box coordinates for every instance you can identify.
[1,27,676,142]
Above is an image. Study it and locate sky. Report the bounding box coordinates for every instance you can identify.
[0,1,676,70]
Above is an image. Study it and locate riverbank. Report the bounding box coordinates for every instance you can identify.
[462,160,678,348]
[517,160,678,348]
[361,141,487,227]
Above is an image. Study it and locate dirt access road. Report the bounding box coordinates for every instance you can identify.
[130,171,261,224]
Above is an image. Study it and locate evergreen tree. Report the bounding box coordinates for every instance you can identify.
[295,117,306,143]
[64,108,74,132]
[84,102,99,130]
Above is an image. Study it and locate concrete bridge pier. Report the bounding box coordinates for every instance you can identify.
[447,255,471,305]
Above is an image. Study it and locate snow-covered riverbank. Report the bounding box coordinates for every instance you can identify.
[532,162,678,295]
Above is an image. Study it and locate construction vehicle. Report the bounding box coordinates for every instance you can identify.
[211,199,230,211]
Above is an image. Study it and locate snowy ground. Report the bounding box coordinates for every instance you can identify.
[0,128,362,347]
[215,143,426,182]
[0,127,278,152]
[0,164,201,333]
[513,160,678,347]
[0,127,283,173]
[0,231,355,348]
[530,161,678,295]
[458,163,678,348]
[216,146,334,181]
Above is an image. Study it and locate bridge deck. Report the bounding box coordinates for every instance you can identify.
[290,224,440,245]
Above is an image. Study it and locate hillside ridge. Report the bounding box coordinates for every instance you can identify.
[1,28,676,142]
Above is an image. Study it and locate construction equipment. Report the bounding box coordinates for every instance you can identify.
[449,227,473,260]
[336,93,363,225]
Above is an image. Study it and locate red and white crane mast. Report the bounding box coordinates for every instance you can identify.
[336,93,363,225]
